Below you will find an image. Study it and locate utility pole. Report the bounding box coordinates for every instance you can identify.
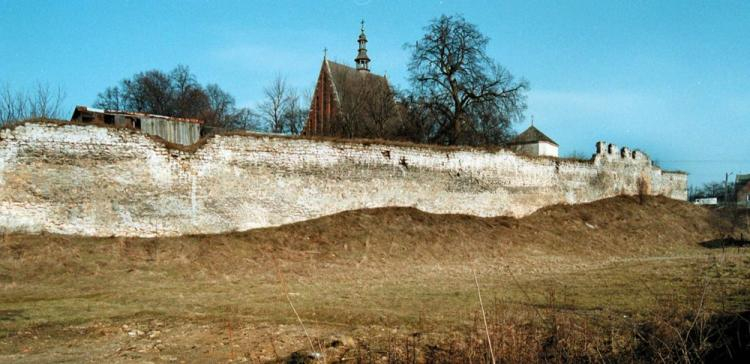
[725,172,734,206]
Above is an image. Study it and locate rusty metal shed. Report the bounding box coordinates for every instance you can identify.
[71,106,204,145]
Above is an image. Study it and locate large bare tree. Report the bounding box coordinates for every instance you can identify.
[406,14,528,146]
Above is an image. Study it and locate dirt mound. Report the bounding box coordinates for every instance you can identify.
[2,195,749,363]
[2,195,737,278]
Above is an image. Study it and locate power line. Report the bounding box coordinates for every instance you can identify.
[657,160,750,163]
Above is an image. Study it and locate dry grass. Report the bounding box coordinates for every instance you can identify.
[0,196,748,362]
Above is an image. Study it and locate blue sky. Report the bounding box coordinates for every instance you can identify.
[1,0,748,186]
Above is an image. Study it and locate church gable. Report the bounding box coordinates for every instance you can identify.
[303,22,399,138]
[304,60,339,136]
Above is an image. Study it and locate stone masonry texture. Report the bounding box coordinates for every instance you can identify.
[0,123,687,237]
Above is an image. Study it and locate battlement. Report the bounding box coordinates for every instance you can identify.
[594,141,649,163]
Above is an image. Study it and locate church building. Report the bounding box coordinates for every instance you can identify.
[303,22,398,137]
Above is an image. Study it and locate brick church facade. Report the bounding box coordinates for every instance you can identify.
[303,22,397,137]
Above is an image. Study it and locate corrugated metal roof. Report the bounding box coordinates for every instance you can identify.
[72,105,205,124]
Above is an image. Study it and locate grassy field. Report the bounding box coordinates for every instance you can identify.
[0,196,748,363]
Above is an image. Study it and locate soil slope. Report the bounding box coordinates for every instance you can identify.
[0,196,748,363]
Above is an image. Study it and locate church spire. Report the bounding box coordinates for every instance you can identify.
[355,20,370,72]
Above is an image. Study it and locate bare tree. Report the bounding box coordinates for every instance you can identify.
[229,108,261,131]
[282,89,307,135]
[689,181,728,202]
[257,76,308,135]
[259,75,289,133]
[170,65,209,119]
[202,83,258,131]
[329,69,365,137]
[27,83,66,119]
[122,70,175,115]
[203,85,228,127]
[0,85,27,124]
[394,92,432,143]
[203,84,232,125]
[94,65,258,131]
[0,82,66,125]
[406,14,528,146]
[362,81,401,139]
[94,86,124,111]
[327,69,399,139]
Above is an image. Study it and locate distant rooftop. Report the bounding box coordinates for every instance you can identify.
[736,174,750,185]
[508,125,558,146]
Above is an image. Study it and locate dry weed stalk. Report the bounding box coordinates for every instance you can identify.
[461,233,497,364]
[473,269,496,364]
[286,292,316,355]
[269,253,324,361]
[226,320,236,361]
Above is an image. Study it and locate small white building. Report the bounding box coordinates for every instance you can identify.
[694,197,718,205]
[507,125,559,158]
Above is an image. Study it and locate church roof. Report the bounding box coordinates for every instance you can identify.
[509,125,558,146]
[326,60,391,107]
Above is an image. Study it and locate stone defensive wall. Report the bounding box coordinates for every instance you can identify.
[0,122,687,237]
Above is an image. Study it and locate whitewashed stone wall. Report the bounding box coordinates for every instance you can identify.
[0,123,687,237]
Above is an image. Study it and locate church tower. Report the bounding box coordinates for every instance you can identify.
[354,20,370,72]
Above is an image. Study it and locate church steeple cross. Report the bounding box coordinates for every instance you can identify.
[355,20,370,72]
